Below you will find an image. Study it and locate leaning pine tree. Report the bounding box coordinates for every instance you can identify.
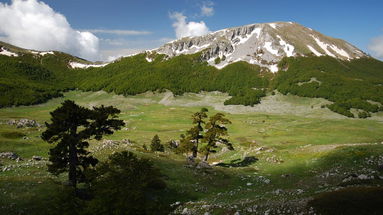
[202,113,234,161]
[41,100,125,189]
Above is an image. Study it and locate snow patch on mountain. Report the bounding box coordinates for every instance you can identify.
[311,35,336,58]
[277,35,295,57]
[69,62,108,69]
[0,47,18,57]
[155,22,367,73]
[307,45,322,56]
[329,44,350,59]
[264,42,279,56]
[269,23,277,29]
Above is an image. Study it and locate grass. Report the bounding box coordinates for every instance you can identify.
[1,90,383,214]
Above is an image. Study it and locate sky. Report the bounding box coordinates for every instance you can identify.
[0,0,383,61]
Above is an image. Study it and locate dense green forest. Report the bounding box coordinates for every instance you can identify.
[275,56,383,117]
[75,53,271,106]
[1,44,383,117]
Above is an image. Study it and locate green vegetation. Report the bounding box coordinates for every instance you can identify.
[275,56,383,117]
[41,100,124,188]
[76,53,271,107]
[1,91,383,214]
[150,134,164,152]
[1,42,383,117]
[86,151,168,215]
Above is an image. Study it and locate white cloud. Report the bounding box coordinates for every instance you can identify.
[87,29,152,36]
[100,37,174,61]
[201,1,214,17]
[368,35,383,59]
[0,0,99,61]
[170,12,210,39]
[101,48,143,62]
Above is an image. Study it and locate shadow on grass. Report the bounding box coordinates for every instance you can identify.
[308,187,383,215]
[215,156,258,167]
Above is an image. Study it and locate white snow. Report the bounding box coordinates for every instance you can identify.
[264,42,279,56]
[0,47,18,57]
[39,51,54,56]
[269,23,277,29]
[311,35,336,58]
[30,50,54,56]
[269,64,279,73]
[69,62,108,69]
[329,44,350,59]
[145,57,153,62]
[277,35,295,57]
[307,45,322,56]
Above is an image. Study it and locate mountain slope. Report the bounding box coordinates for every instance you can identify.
[155,22,366,72]
[0,22,382,118]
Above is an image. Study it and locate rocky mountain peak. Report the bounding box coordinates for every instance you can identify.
[154,22,367,72]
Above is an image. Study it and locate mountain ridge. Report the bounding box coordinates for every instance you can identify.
[153,21,367,72]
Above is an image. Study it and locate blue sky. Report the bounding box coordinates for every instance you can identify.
[1,0,383,61]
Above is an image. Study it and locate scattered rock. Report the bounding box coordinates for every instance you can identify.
[32,156,42,161]
[182,208,189,215]
[186,156,196,166]
[7,119,41,128]
[358,174,369,180]
[0,152,20,160]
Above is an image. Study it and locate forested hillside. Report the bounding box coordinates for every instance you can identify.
[275,56,383,117]
[1,43,383,117]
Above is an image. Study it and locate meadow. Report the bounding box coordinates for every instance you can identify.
[1,90,383,214]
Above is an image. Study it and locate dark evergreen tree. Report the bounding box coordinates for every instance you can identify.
[202,113,234,161]
[41,100,124,189]
[189,108,208,157]
[150,134,164,152]
[85,151,167,215]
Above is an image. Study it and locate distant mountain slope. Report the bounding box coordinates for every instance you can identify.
[0,22,382,118]
[155,22,366,72]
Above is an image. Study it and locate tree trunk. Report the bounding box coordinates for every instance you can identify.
[203,151,209,162]
[68,128,78,189]
[192,138,198,158]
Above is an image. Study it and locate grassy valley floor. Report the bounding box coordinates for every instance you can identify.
[1,91,383,214]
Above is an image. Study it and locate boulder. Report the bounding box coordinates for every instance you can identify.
[32,156,42,161]
[196,161,212,169]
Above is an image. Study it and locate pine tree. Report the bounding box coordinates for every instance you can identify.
[202,113,234,161]
[150,134,164,152]
[189,108,208,157]
[41,100,124,189]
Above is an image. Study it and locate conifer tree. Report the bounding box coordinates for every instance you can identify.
[41,100,124,189]
[150,134,164,152]
[202,113,234,161]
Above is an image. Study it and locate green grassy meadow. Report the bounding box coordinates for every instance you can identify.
[1,90,383,214]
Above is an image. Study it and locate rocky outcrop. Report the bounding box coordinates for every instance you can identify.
[7,119,41,128]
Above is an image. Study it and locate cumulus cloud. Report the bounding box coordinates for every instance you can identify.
[170,12,210,39]
[201,1,214,17]
[368,35,383,59]
[0,0,99,61]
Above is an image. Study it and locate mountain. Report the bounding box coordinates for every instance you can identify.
[154,22,366,72]
[0,22,382,118]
